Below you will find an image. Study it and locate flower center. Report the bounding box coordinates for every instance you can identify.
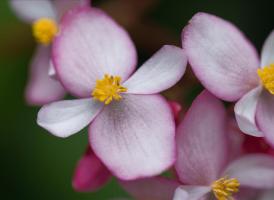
[211,176,240,200]
[92,74,127,105]
[257,64,274,94]
[32,18,58,45]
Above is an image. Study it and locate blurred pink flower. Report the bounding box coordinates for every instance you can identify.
[72,101,182,192]
[36,7,187,180]
[9,0,91,105]
[173,90,274,200]
[182,12,274,146]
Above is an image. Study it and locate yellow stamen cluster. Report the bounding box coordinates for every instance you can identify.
[211,176,240,200]
[92,74,127,105]
[257,64,274,94]
[32,18,58,45]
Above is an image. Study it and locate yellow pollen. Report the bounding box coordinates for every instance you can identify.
[211,176,240,200]
[257,64,274,94]
[92,74,127,105]
[32,18,58,45]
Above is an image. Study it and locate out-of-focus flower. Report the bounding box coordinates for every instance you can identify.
[9,0,90,105]
[37,7,187,180]
[173,90,274,200]
[182,12,274,145]
[72,101,182,192]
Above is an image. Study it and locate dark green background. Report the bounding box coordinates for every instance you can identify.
[0,0,273,199]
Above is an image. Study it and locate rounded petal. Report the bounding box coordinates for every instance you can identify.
[10,0,56,23]
[72,146,111,192]
[224,154,274,189]
[173,186,211,200]
[120,177,179,200]
[89,94,175,180]
[37,98,103,138]
[182,12,260,101]
[53,7,137,97]
[25,46,65,105]
[261,30,274,67]
[234,86,263,137]
[124,45,187,94]
[53,0,91,18]
[256,90,274,146]
[175,90,228,185]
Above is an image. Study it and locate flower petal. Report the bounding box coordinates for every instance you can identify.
[120,177,179,200]
[182,12,260,101]
[224,154,274,189]
[168,100,182,124]
[72,146,111,192]
[25,46,65,106]
[175,90,228,185]
[10,0,56,23]
[234,86,263,137]
[37,98,103,138]
[173,186,211,200]
[53,7,137,97]
[256,90,274,146]
[89,94,175,180]
[261,30,274,67]
[258,190,274,200]
[124,45,187,94]
[53,0,91,18]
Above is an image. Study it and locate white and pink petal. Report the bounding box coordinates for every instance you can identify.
[173,186,211,200]
[261,30,274,67]
[89,94,175,180]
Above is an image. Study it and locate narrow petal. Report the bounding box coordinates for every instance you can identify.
[25,46,65,106]
[53,7,137,97]
[72,146,111,192]
[53,0,91,18]
[224,154,274,189]
[168,100,182,124]
[48,60,56,78]
[37,98,103,138]
[10,0,56,23]
[234,86,263,137]
[120,177,179,200]
[124,45,187,94]
[261,30,274,67]
[256,90,274,146]
[175,90,228,185]
[89,94,175,180]
[182,12,260,101]
[173,186,210,200]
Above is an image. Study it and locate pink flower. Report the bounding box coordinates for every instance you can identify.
[72,101,182,192]
[37,7,187,180]
[173,90,274,200]
[182,12,274,145]
[9,0,90,105]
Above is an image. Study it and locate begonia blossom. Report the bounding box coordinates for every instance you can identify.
[9,0,90,105]
[182,12,274,145]
[72,101,182,192]
[173,90,274,200]
[37,6,187,180]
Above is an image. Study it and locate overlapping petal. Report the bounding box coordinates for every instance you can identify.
[261,30,274,67]
[53,0,91,18]
[37,98,103,137]
[173,186,210,200]
[72,146,111,192]
[256,90,274,146]
[25,46,65,105]
[182,12,260,101]
[89,94,175,180]
[175,90,228,185]
[53,7,137,97]
[124,45,187,94]
[10,0,56,23]
[120,177,179,200]
[224,154,274,189]
[234,86,263,137]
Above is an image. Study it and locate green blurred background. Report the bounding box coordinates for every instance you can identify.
[0,0,273,199]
